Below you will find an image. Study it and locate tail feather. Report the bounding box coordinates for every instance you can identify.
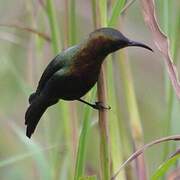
[25,96,48,138]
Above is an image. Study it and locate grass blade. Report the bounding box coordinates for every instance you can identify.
[80,175,97,180]
[140,0,180,99]
[74,90,96,180]
[112,135,180,180]
[68,0,77,45]
[108,0,126,27]
[46,0,61,53]
[151,151,180,179]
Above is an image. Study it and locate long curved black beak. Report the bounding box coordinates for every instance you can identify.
[128,40,153,52]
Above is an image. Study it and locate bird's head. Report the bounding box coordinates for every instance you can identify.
[88,27,153,55]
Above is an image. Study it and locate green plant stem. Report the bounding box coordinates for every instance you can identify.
[74,1,108,179]
[97,66,110,180]
[91,0,98,28]
[98,1,110,180]
[46,0,61,53]
[107,57,126,180]
[119,51,143,145]
[74,91,96,180]
[68,0,78,174]
[118,50,147,179]
[69,0,76,45]
[46,0,72,179]
[106,1,134,178]
[63,0,69,47]
[112,54,135,180]
[99,0,107,27]
[161,0,180,161]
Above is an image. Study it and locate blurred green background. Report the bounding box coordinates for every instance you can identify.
[0,0,179,180]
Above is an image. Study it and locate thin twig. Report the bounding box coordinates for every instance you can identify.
[0,23,51,42]
[111,135,180,180]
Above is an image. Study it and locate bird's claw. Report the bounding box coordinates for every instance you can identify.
[93,101,111,110]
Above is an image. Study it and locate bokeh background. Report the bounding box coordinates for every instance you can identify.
[0,0,179,179]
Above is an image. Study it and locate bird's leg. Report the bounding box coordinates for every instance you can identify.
[78,99,111,110]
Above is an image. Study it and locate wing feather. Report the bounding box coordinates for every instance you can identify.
[36,53,65,93]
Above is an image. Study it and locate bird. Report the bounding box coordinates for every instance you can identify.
[25,27,153,138]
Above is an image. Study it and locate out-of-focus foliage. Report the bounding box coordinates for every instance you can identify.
[0,0,179,180]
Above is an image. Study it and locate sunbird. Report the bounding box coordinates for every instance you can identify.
[25,27,153,138]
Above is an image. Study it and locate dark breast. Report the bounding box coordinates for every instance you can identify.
[60,53,103,100]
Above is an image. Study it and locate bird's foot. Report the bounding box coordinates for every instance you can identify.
[78,99,111,110]
[92,101,111,110]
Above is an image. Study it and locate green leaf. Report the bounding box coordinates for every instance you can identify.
[74,89,96,180]
[151,153,180,180]
[46,0,61,53]
[108,0,126,27]
[79,175,97,180]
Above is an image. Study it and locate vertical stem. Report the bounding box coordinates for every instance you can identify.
[161,0,174,164]
[118,50,147,180]
[91,0,98,28]
[97,67,110,180]
[98,1,110,180]
[67,0,78,177]
[68,0,78,131]
[69,0,76,45]
[110,55,132,180]
[63,0,69,47]
[74,1,105,179]
[74,90,96,180]
[61,0,78,179]
[46,0,72,179]
[46,0,61,53]
[99,0,107,26]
